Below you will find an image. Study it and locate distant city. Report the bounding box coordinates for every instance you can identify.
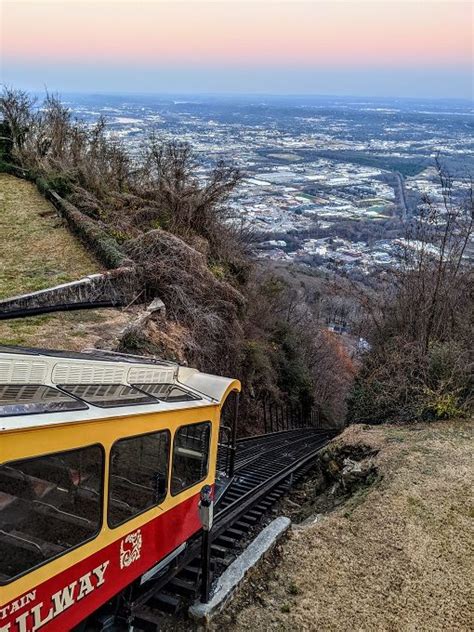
[59,93,474,276]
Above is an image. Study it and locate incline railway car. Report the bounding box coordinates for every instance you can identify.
[0,346,240,632]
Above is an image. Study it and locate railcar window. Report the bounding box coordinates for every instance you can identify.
[133,383,202,403]
[171,422,211,495]
[0,445,103,584]
[0,384,88,417]
[58,383,158,408]
[108,431,170,528]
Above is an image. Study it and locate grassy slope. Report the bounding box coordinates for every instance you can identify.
[0,173,131,349]
[218,421,473,631]
[0,172,100,297]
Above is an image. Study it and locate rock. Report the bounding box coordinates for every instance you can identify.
[342,458,363,475]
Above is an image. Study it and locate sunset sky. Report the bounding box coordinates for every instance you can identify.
[1,0,472,98]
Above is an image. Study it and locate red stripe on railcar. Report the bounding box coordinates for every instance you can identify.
[1,493,201,632]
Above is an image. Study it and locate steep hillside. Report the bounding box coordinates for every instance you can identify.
[0,173,100,297]
[0,89,357,426]
[0,173,132,349]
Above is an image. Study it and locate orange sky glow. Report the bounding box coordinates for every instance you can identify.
[2,1,472,67]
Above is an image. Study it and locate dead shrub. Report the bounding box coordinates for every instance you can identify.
[125,229,245,373]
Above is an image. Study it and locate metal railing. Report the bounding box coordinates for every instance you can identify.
[217,394,322,478]
[261,400,320,433]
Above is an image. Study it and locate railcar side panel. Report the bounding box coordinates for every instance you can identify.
[1,494,202,632]
[1,405,222,632]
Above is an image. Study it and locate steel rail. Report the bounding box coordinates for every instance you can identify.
[212,433,331,540]
[123,428,335,625]
[217,428,323,473]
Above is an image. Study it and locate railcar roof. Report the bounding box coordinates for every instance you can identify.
[0,344,175,366]
[0,345,240,432]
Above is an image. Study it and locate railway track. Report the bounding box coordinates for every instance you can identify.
[117,428,336,631]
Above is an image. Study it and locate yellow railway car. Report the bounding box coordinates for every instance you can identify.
[0,346,240,632]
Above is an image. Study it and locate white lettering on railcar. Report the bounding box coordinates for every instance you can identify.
[119,528,142,569]
[0,593,35,621]
[0,561,109,632]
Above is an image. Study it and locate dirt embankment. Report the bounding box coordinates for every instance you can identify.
[216,420,473,632]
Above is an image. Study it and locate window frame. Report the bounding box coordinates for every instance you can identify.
[170,421,212,497]
[107,429,171,529]
[0,383,89,418]
[57,383,159,409]
[132,383,202,403]
[0,443,105,586]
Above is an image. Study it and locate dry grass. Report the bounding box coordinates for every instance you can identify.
[0,173,100,298]
[0,308,134,350]
[217,420,473,632]
[0,173,133,349]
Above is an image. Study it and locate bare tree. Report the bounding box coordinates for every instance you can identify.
[349,160,473,423]
[139,134,242,258]
[0,86,35,154]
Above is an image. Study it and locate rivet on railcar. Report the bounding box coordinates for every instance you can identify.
[0,345,240,632]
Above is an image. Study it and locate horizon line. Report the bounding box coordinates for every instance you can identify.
[23,89,474,104]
